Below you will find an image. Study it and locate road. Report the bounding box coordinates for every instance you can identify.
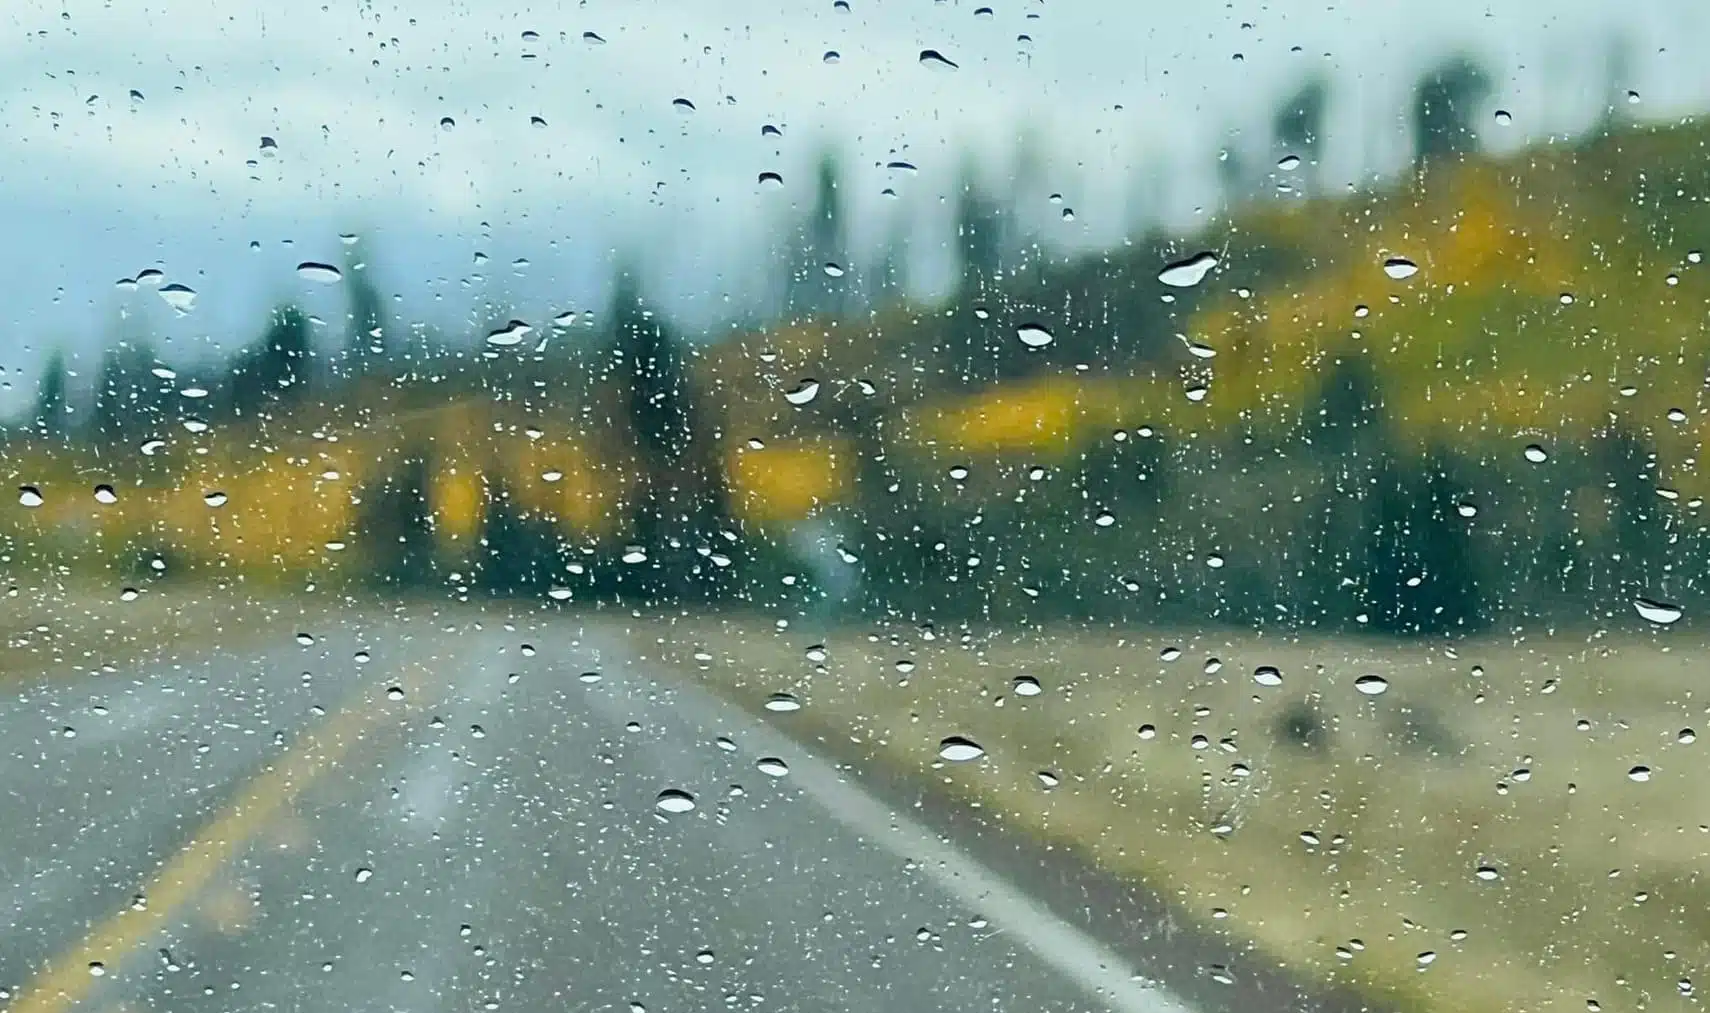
[0,609,1199,1013]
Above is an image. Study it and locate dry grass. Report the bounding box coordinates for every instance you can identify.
[0,579,302,685]
[632,616,1710,1013]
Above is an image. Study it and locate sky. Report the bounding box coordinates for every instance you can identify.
[1,0,1708,411]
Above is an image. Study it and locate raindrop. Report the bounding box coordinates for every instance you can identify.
[805,644,828,663]
[17,486,42,508]
[386,686,405,701]
[141,439,166,456]
[1456,501,1478,518]
[439,116,455,131]
[1013,675,1042,696]
[822,50,840,63]
[1628,765,1653,782]
[1276,154,1301,171]
[758,171,784,187]
[88,962,105,978]
[578,671,602,684]
[1668,407,1688,423]
[764,693,802,712]
[1475,865,1500,881]
[621,546,648,564]
[1158,251,1219,288]
[296,262,342,284]
[1354,674,1390,696]
[948,465,970,482]
[296,632,316,646]
[1093,510,1116,527]
[582,30,605,44]
[1016,323,1055,348]
[1382,257,1419,280]
[486,320,533,346]
[938,736,985,762]
[821,261,847,278]
[1204,657,1223,674]
[1037,770,1060,788]
[655,788,696,813]
[136,268,164,286]
[756,757,789,777]
[1160,646,1182,662]
[93,484,117,504]
[672,97,696,114]
[1523,444,1549,464]
[1680,728,1697,745]
[919,48,958,70]
[354,867,373,883]
[1634,597,1683,625]
[1494,109,1513,125]
[158,283,197,312]
[784,379,821,406]
[1253,666,1283,688]
[203,491,228,508]
[1138,724,1157,740]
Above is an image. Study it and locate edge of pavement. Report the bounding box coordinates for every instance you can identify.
[603,615,1386,1013]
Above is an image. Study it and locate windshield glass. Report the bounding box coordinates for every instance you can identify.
[4,4,1709,1013]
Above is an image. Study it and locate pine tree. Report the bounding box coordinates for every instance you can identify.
[358,450,438,589]
[31,349,71,442]
[1411,55,1493,165]
[229,304,311,421]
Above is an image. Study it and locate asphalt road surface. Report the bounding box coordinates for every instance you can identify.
[0,610,1199,1013]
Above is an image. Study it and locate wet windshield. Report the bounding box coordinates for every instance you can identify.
[4,3,1710,1013]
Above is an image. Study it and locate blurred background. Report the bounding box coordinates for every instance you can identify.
[7,3,1710,1013]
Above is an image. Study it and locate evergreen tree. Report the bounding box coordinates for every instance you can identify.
[473,476,565,596]
[229,304,311,421]
[343,241,386,373]
[31,349,71,442]
[1362,448,1486,635]
[611,268,733,602]
[785,151,850,319]
[93,341,164,445]
[357,450,438,590]
[1411,55,1493,165]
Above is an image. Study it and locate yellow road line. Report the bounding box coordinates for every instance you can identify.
[11,661,427,1013]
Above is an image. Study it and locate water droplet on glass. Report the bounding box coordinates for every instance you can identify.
[1093,510,1116,527]
[88,962,105,977]
[296,632,316,646]
[784,379,821,406]
[764,693,802,712]
[1354,674,1389,696]
[1013,675,1042,696]
[1253,666,1283,688]
[1456,501,1478,518]
[805,644,828,663]
[17,487,42,508]
[919,48,958,70]
[578,671,602,684]
[1276,154,1302,171]
[296,261,342,284]
[1668,407,1688,423]
[1016,323,1054,348]
[1204,657,1223,674]
[1475,865,1500,881]
[1382,257,1419,280]
[1523,444,1549,464]
[938,736,985,762]
[439,116,455,131]
[758,170,784,188]
[655,788,696,813]
[141,439,166,456]
[1494,109,1513,125]
[486,320,533,346]
[1628,765,1653,782]
[354,867,373,883]
[93,484,117,504]
[387,686,405,701]
[158,283,197,312]
[672,97,696,114]
[1679,728,1697,745]
[1158,251,1219,288]
[756,757,789,777]
[823,261,846,278]
[1635,597,1683,625]
[203,490,228,508]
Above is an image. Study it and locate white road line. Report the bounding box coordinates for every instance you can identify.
[595,635,1199,1013]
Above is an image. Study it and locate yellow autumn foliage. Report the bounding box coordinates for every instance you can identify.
[727,439,849,523]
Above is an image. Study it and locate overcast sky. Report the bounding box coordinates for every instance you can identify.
[1,0,1708,409]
